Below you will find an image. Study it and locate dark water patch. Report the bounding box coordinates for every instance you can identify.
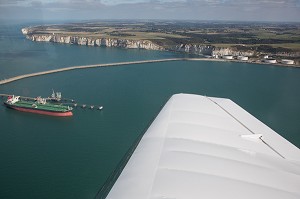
[0,50,46,60]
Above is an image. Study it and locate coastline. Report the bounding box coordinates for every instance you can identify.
[22,22,300,68]
[186,57,300,68]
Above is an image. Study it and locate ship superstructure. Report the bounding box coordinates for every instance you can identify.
[49,90,62,102]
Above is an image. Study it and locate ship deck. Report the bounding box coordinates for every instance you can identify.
[12,101,70,112]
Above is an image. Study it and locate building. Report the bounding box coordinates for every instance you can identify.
[237,56,249,61]
[281,59,294,65]
[263,55,269,59]
[264,59,277,64]
[222,55,233,60]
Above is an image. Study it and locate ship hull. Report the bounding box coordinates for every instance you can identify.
[4,103,73,117]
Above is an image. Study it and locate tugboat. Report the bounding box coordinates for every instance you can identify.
[4,95,73,117]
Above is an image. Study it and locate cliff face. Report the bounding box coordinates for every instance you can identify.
[21,28,231,56]
[26,33,164,51]
[171,44,255,56]
[172,44,213,55]
[211,47,254,57]
[21,28,258,57]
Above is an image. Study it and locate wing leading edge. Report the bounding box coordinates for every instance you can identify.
[106,93,300,199]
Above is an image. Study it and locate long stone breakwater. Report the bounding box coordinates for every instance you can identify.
[0,58,184,85]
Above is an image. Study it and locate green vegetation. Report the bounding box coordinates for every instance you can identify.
[28,20,300,57]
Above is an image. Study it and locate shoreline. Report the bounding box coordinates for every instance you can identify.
[1,58,299,86]
[186,57,300,68]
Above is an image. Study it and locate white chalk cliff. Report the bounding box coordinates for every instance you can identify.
[21,28,254,56]
[212,47,254,57]
[173,44,213,55]
[23,31,164,51]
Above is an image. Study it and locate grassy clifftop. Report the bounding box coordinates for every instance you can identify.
[25,20,300,58]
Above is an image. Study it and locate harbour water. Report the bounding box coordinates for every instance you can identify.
[1,22,300,199]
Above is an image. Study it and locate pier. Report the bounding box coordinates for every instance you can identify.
[0,58,183,85]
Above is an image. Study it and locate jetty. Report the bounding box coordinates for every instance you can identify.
[0,58,183,85]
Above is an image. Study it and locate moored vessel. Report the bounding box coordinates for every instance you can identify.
[4,95,73,117]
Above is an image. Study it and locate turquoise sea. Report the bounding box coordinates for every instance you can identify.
[1,22,300,199]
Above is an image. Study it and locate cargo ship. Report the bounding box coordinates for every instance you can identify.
[4,95,73,117]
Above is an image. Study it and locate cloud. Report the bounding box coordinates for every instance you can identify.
[1,0,299,8]
[0,0,299,21]
[101,0,146,5]
[0,0,30,7]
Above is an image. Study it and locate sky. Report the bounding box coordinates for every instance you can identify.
[0,0,300,22]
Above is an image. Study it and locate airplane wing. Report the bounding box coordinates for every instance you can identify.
[105,93,300,199]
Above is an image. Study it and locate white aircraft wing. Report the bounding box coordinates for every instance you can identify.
[106,93,300,199]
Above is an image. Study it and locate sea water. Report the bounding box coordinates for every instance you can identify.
[1,22,300,199]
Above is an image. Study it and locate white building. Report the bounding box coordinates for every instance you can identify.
[222,55,233,60]
[264,59,277,64]
[237,56,249,61]
[281,59,294,65]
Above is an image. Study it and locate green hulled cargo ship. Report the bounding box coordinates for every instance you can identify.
[4,96,73,117]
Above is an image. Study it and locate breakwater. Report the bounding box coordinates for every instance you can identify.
[2,57,298,86]
[0,58,183,85]
[3,57,298,86]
